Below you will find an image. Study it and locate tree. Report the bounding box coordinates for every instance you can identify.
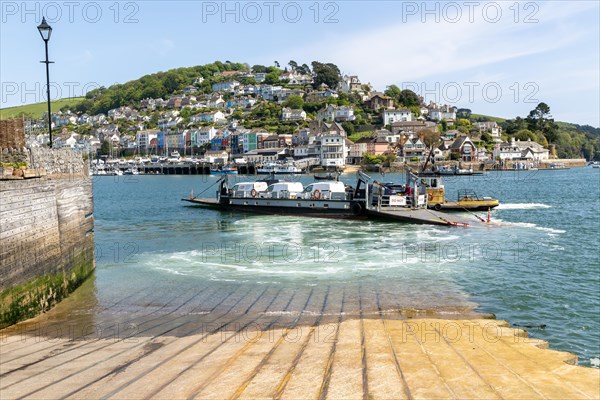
[341,122,355,135]
[502,116,527,135]
[252,65,267,73]
[284,95,304,109]
[481,132,493,143]
[397,89,420,107]
[384,85,401,100]
[300,63,312,75]
[421,128,441,148]
[440,120,448,132]
[288,60,298,70]
[526,102,558,141]
[311,61,341,88]
[264,71,280,85]
[527,102,551,128]
[457,108,472,119]
[100,140,110,156]
[515,129,535,140]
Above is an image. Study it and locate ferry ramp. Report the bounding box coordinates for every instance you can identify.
[1,285,598,399]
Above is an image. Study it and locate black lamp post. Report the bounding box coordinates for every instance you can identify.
[37,17,53,147]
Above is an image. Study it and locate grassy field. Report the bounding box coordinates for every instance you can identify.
[0,98,84,120]
[470,113,506,123]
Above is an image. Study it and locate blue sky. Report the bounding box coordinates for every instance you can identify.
[1,1,599,126]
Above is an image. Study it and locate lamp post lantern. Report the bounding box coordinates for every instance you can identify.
[37,17,53,147]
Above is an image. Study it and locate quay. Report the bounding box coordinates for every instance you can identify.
[1,283,598,399]
[97,163,258,175]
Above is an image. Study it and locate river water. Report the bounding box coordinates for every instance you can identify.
[86,167,599,367]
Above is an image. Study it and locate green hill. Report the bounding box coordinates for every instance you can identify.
[470,114,506,123]
[0,97,84,120]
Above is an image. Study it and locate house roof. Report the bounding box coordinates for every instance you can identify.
[391,121,425,127]
[449,136,473,150]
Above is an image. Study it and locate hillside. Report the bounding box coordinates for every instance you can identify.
[470,114,506,123]
[0,98,84,120]
[2,61,599,160]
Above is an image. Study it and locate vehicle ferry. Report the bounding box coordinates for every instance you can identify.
[183,171,482,227]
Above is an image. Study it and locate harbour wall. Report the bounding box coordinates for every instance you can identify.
[0,144,94,329]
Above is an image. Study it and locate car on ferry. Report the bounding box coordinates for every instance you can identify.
[259,182,305,199]
[229,181,268,198]
[302,181,348,200]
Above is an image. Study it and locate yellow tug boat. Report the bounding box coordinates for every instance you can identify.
[420,176,500,212]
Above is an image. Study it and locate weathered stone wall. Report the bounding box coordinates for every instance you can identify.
[0,118,26,149]
[0,149,94,328]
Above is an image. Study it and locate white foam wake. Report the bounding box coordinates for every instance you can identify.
[496,203,552,210]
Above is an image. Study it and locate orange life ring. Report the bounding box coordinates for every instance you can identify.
[313,189,321,200]
[250,189,257,197]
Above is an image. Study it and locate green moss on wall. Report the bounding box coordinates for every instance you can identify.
[0,252,94,329]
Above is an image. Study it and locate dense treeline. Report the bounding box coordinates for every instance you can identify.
[73,61,250,115]
[500,103,600,160]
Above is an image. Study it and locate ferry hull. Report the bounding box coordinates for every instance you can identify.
[183,197,365,219]
[429,200,499,212]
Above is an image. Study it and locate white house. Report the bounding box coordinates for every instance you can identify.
[383,109,412,125]
[376,129,401,144]
[281,107,307,122]
[257,85,283,101]
[429,106,457,121]
[211,80,240,92]
[319,133,347,167]
[317,104,355,122]
[243,148,286,164]
[190,111,226,124]
[337,75,362,93]
[279,70,313,85]
[493,138,549,161]
[204,150,229,164]
[158,117,183,130]
[207,94,225,108]
[402,138,427,162]
[136,130,159,151]
[196,126,218,145]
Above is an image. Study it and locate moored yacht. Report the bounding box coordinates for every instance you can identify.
[256,162,303,174]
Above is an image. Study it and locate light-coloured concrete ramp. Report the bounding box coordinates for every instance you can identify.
[1,315,598,399]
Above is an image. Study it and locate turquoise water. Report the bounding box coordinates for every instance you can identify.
[91,168,600,367]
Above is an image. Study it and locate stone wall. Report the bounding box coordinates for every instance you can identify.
[0,118,26,149]
[0,149,94,328]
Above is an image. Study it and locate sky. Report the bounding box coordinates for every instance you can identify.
[1,0,599,126]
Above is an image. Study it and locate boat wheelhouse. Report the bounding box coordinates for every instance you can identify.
[418,175,499,211]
